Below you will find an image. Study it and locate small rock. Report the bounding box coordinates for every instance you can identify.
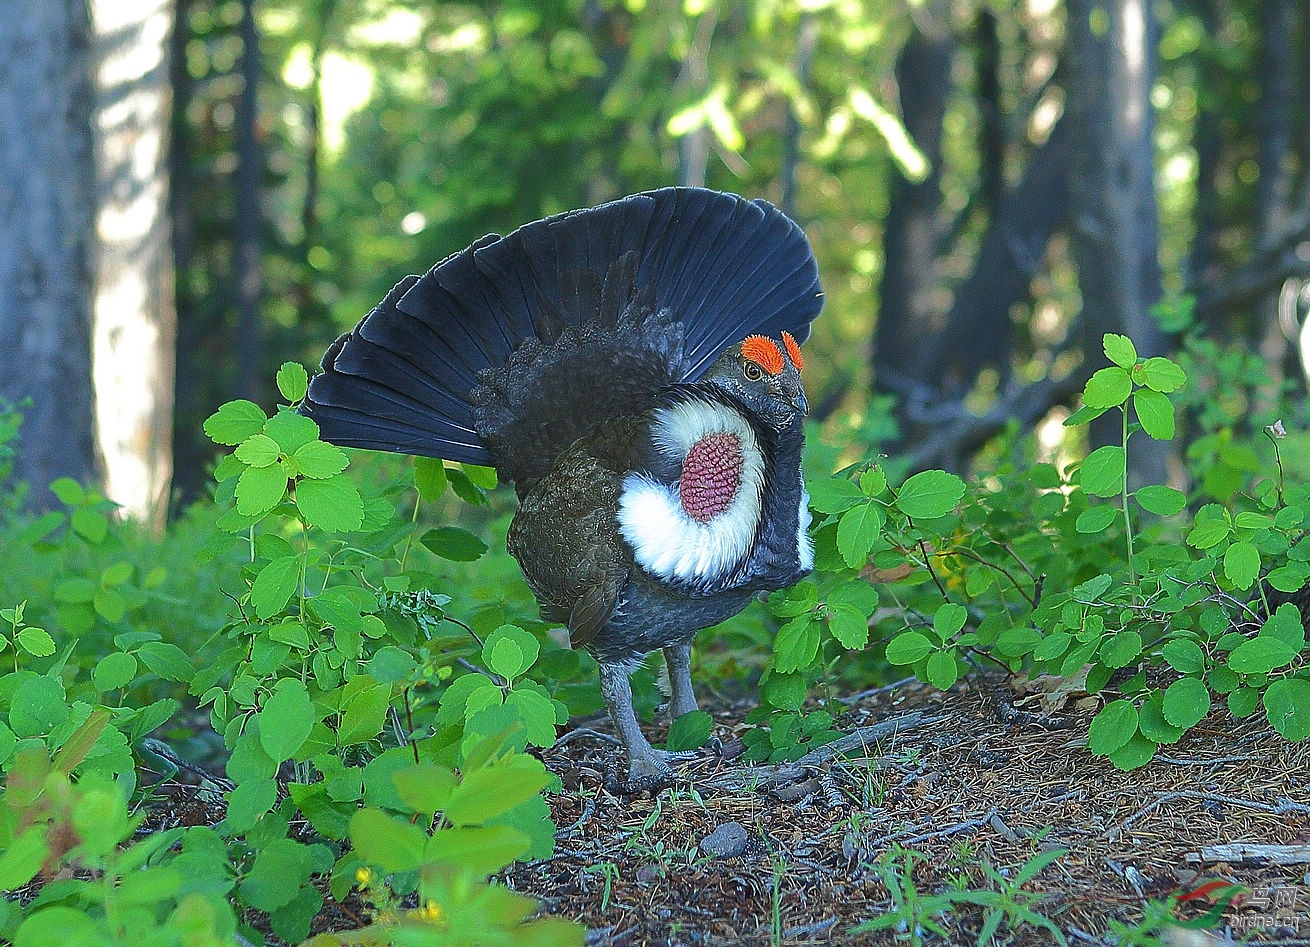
[701,821,749,858]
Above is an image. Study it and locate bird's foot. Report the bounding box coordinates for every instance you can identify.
[604,747,697,795]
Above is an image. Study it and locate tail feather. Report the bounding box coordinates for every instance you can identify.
[303,187,823,478]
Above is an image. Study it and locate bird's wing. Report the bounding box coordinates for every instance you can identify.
[303,188,823,483]
[505,434,633,649]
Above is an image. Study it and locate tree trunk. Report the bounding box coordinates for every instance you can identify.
[0,0,100,506]
[871,18,954,412]
[1065,0,1167,484]
[234,0,263,402]
[1253,0,1297,400]
[90,0,175,530]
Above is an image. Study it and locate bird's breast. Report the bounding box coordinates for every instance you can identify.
[616,398,766,587]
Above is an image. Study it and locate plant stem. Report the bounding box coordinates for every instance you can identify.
[1121,405,1136,588]
[399,487,421,572]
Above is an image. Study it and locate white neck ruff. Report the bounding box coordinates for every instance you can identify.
[618,399,766,584]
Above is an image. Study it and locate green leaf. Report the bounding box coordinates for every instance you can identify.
[666,710,713,752]
[445,755,552,826]
[349,808,426,872]
[483,625,539,681]
[1139,356,1186,393]
[264,410,320,454]
[762,672,807,711]
[1082,367,1132,409]
[223,778,278,834]
[1187,507,1231,549]
[1227,686,1260,718]
[276,362,310,403]
[15,626,54,658]
[895,470,965,519]
[1265,565,1308,594]
[92,652,137,691]
[1160,639,1205,674]
[1260,603,1305,649]
[236,462,288,516]
[100,561,133,587]
[260,679,315,763]
[420,526,488,562]
[836,501,883,567]
[1100,629,1143,669]
[885,630,933,665]
[251,555,301,620]
[1137,693,1184,744]
[292,440,349,479]
[70,507,107,544]
[338,681,392,747]
[393,762,457,816]
[826,604,869,650]
[1107,732,1156,771]
[1227,636,1299,674]
[933,603,968,638]
[204,400,267,446]
[462,463,498,489]
[1222,541,1260,590]
[138,641,195,682]
[9,676,68,737]
[1075,505,1119,533]
[1087,699,1138,755]
[1162,677,1210,728]
[414,457,448,501]
[1134,485,1186,516]
[1102,334,1138,369]
[1132,388,1175,440]
[1264,678,1310,741]
[296,475,364,531]
[1079,446,1126,498]
[1063,403,1110,427]
[1072,573,1113,602]
[806,476,865,514]
[235,434,282,468]
[240,837,312,912]
[425,825,530,876]
[0,829,48,890]
[924,652,958,690]
[859,466,887,496]
[773,615,820,673]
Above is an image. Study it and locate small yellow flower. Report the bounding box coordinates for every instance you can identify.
[355,866,373,886]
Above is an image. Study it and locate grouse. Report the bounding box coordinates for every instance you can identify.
[302,187,823,787]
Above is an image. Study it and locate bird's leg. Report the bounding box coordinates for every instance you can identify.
[662,642,699,719]
[598,661,681,790]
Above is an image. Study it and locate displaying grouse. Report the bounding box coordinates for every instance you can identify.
[302,187,823,787]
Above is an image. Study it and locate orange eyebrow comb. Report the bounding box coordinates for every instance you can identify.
[741,335,784,374]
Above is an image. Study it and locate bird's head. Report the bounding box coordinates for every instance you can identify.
[700,332,807,429]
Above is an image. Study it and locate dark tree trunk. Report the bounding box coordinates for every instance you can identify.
[1186,0,1224,303]
[234,0,263,402]
[0,0,100,505]
[975,9,1004,218]
[1253,0,1297,396]
[872,21,954,410]
[1065,0,1167,483]
[170,0,204,505]
[780,14,818,220]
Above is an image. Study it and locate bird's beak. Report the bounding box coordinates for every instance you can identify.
[791,390,809,417]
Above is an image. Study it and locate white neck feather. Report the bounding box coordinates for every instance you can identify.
[618,399,766,584]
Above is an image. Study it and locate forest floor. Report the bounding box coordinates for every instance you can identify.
[503,675,1310,947]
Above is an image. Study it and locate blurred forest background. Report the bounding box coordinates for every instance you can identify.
[1,0,1308,527]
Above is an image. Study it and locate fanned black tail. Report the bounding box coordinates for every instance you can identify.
[302,187,823,480]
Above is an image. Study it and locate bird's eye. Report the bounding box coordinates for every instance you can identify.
[743,361,763,381]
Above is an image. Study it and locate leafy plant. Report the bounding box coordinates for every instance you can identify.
[850,845,1067,945]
